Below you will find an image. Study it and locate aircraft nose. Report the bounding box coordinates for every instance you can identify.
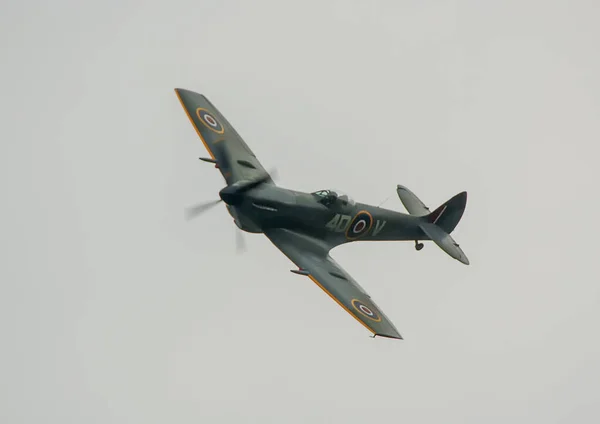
[219,186,241,205]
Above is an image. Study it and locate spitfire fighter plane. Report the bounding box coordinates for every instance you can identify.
[175,88,469,340]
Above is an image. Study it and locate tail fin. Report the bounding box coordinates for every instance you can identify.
[397,185,467,234]
[396,185,469,264]
[426,191,467,234]
[420,191,469,265]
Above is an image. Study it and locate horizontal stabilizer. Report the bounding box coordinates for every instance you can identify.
[396,185,430,216]
[419,222,469,265]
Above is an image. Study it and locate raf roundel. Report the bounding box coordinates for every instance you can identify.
[196,108,225,134]
[345,210,373,240]
[351,299,382,322]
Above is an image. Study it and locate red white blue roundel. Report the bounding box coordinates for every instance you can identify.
[345,210,373,240]
[351,299,382,322]
[196,108,224,134]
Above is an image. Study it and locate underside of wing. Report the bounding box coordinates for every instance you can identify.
[265,229,402,339]
[174,88,274,185]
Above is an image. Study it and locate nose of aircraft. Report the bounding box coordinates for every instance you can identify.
[218,185,242,205]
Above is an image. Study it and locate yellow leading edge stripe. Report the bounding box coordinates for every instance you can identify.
[174,89,216,160]
[307,275,376,336]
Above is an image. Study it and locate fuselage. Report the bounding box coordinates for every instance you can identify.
[226,184,428,247]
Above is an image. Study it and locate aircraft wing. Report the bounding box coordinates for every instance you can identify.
[174,88,274,185]
[265,228,403,339]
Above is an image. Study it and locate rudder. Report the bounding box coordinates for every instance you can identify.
[426,191,467,234]
[419,191,469,265]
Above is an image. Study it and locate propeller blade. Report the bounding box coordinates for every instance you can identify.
[185,199,222,220]
[235,229,246,254]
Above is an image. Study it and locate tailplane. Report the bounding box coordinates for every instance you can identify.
[397,185,469,265]
[419,221,469,265]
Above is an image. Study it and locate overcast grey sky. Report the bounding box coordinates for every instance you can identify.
[1,0,599,423]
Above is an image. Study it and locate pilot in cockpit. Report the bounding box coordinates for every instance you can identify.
[311,189,355,208]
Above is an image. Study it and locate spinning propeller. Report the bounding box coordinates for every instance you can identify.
[185,199,222,220]
[185,163,277,253]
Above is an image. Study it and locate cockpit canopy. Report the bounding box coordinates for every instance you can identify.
[311,189,355,207]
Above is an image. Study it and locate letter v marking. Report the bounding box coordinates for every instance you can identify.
[372,220,386,236]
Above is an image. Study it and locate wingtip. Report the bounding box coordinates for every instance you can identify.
[173,87,193,96]
[374,333,404,340]
[173,87,207,101]
[173,88,185,98]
